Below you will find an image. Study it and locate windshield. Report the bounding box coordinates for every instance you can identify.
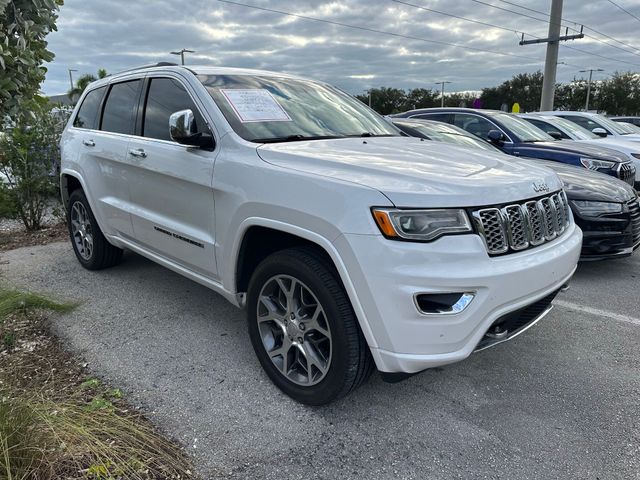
[618,121,640,133]
[489,112,554,142]
[397,121,499,152]
[197,74,398,143]
[548,116,599,140]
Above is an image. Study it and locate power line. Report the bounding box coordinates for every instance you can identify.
[606,0,640,24]
[215,0,543,62]
[495,0,640,55]
[469,0,640,64]
[564,44,640,68]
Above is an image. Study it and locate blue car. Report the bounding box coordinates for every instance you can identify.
[392,108,636,187]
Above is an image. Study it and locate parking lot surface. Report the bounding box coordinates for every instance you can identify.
[1,242,638,479]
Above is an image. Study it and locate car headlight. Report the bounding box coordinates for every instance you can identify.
[580,157,616,171]
[372,208,472,241]
[571,200,623,216]
[631,153,640,159]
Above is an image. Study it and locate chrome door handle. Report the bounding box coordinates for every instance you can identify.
[128,148,147,158]
[82,139,95,147]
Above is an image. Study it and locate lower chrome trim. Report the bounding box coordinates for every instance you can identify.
[474,304,554,353]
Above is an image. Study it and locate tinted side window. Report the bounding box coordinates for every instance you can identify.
[143,78,206,141]
[453,114,495,139]
[73,86,105,129]
[562,115,608,133]
[412,113,450,123]
[101,80,142,135]
[527,119,569,139]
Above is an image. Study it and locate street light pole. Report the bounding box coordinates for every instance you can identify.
[170,49,195,65]
[435,81,452,108]
[580,68,604,111]
[68,68,77,90]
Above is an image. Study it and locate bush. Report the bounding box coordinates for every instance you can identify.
[0,99,69,231]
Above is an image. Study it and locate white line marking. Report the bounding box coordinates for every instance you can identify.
[555,300,640,327]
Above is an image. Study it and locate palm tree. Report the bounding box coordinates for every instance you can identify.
[67,69,108,103]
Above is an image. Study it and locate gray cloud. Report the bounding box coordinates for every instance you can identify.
[42,0,640,95]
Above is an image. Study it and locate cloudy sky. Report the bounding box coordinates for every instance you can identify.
[42,0,640,96]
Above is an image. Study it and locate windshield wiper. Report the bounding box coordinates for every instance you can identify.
[252,134,343,143]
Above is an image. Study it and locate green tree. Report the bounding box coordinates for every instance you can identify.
[597,72,640,115]
[67,68,108,102]
[355,87,408,115]
[0,0,63,121]
[0,97,67,230]
[480,71,544,112]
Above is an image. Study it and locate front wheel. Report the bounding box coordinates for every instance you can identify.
[247,247,374,405]
[67,189,123,270]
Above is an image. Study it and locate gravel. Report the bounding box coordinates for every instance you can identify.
[1,242,638,479]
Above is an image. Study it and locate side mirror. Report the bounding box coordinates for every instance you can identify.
[548,130,563,140]
[592,127,608,137]
[169,109,214,148]
[487,129,504,144]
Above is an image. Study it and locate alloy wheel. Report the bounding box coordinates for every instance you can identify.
[70,201,93,260]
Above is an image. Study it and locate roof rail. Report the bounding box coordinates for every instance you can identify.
[113,62,180,76]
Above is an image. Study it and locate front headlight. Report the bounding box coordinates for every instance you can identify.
[372,208,472,241]
[571,200,623,216]
[631,153,640,159]
[580,157,616,171]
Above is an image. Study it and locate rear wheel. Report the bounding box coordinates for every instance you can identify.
[67,189,123,270]
[247,247,374,405]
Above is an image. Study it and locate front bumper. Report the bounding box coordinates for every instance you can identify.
[574,200,640,260]
[334,224,582,374]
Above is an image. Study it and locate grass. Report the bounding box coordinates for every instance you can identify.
[0,287,194,480]
[0,289,76,323]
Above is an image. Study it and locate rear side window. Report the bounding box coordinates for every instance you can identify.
[412,113,450,123]
[73,86,105,129]
[143,77,206,141]
[101,80,142,135]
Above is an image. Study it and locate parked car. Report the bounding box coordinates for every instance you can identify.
[611,116,640,128]
[60,64,581,404]
[518,113,640,188]
[541,111,640,141]
[392,118,640,260]
[393,108,636,186]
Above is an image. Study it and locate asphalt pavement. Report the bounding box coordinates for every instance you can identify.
[1,241,638,479]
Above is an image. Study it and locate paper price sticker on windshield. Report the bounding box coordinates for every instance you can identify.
[221,89,292,123]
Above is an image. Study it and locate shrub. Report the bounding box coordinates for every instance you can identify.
[0,99,69,231]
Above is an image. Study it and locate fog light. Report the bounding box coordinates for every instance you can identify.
[414,292,475,315]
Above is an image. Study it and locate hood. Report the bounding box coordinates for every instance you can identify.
[516,159,636,203]
[257,136,562,207]
[615,133,640,142]
[522,140,628,163]
[580,138,640,154]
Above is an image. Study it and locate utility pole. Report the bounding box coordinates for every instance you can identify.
[580,68,604,111]
[68,68,77,90]
[435,81,451,108]
[170,48,195,65]
[519,0,584,111]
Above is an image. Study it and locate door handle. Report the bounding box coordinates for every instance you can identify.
[128,148,147,159]
[82,139,95,147]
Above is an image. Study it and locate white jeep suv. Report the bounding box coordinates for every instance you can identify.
[60,64,582,404]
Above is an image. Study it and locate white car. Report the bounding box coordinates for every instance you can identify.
[60,64,581,404]
[541,111,640,142]
[520,113,640,187]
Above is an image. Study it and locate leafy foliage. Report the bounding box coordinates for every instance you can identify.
[0,0,63,121]
[0,98,69,230]
[357,71,640,115]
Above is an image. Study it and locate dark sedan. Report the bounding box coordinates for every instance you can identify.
[392,118,640,260]
[392,108,636,186]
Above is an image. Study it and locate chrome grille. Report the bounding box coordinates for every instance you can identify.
[618,162,636,186]
[473,191,571,256]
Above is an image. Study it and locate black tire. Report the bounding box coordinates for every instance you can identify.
[67,189,123,270]
[247,246,374,405]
